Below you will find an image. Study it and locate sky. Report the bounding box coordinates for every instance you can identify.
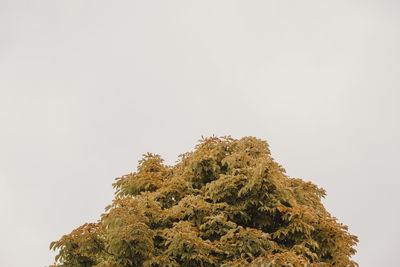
[1,1,399,266]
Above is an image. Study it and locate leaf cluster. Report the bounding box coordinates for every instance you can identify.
[50,136,358,266]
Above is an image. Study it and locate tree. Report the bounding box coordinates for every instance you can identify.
[50,136,358,266]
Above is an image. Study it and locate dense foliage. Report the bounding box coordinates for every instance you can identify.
[50,136,358,266]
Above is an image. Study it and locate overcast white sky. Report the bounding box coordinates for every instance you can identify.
[1,1,399,266]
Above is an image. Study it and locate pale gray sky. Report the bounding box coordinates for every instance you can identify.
[1,1,399,266]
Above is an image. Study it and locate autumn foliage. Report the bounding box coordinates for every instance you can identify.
[50,136,358,266]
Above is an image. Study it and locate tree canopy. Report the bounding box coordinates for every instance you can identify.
[50,136,358,266]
